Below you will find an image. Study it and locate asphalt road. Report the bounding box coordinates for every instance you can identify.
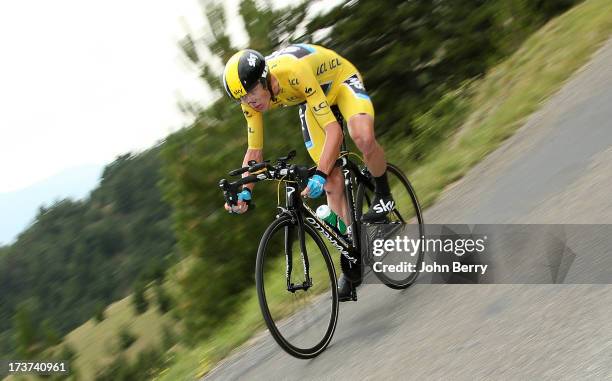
[204,38,612,380]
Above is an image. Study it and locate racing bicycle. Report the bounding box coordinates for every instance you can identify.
[219,113,424,358]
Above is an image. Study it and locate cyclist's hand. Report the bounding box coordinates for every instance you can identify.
[225,188,251,214]
[301,171,327,198]
[224,200,249,214]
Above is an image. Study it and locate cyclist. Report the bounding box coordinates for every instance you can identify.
[222,44,394,301]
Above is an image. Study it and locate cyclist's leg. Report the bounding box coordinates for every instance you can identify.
[325,168,349,224]
[298,104,349,223]
[336,73,385,177]
[336,72,394,221]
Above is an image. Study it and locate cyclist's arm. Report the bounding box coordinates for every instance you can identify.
[317,121,343,176]
[242,103,264,150]
[291,61,341,176]
[240,103,264,192]
[241,148,263,193]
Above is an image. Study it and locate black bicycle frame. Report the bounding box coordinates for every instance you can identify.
[280,151,370,292]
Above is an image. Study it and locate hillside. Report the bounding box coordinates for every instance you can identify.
[0,147,176,359]
[0,164,103,245]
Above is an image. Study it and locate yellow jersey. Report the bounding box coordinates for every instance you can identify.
[241,44,363,150]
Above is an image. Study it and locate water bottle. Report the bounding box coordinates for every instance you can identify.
[316,205,347,235]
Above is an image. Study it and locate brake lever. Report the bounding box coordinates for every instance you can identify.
[219,179,239,206]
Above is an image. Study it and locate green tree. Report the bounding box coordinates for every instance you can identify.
[132,282,149,314]
[118,326,137,350]
[154,283,173,313]
[41,319,62,347]
[13,301,40,359]
[95,354,136,381]
[161,324,177,351]
[94,302,106,323]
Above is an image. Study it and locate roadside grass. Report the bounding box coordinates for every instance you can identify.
[64,293,175,380]
[3,290,177,381]
[27,293,174,381]
[160,1,612,379]
[3,293,176,381]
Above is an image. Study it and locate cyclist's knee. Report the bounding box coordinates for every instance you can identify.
[349,120,377,155]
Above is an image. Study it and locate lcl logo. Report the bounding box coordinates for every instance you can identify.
[313,102,328,112]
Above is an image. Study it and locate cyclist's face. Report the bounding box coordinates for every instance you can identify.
[240,83,270,112]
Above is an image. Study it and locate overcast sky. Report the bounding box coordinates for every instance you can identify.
[0,0,339,193]
[0,0,211,193]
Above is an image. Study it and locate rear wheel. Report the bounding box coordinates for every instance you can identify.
[356,163,425,289]
[255,215,338,358]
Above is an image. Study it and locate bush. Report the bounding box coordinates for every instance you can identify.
[134,347,165,379]
[154,284,173,313]
[59,343,77,361]
[95,354,136,381]
[161,324,177,351]
[94,303,106,323]
[118,326,137,350]
[410,80,476,160]
[95,344,171,381]
[132,282,148,315]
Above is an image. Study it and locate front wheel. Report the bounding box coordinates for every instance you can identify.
[255,215,338,359]
[356,163,425,289]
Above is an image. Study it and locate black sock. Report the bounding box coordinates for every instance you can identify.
[373,171,390,196]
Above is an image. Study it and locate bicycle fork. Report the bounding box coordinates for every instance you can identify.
[283,186,312,293]
[284,224,312,293]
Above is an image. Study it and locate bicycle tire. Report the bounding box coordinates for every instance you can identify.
[255,215,339,358]
[356,163,425,289]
